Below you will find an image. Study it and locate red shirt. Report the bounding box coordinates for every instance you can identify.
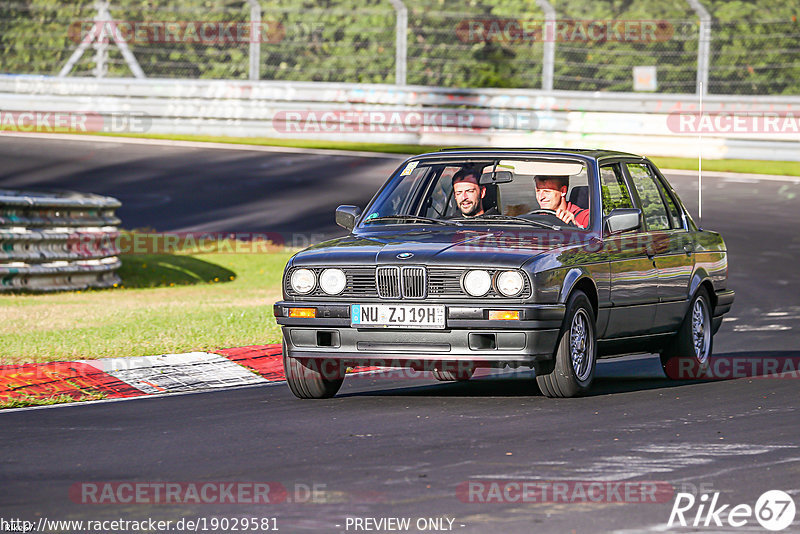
[566,202,590,228]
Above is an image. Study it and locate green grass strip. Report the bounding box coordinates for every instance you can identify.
[0,248,292,364]
[0,392,106,409]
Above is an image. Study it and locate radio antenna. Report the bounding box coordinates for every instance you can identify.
[698,82,703,223]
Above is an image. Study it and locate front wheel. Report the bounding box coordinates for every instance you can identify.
[661,288,713,379]
[536,290,597,398]
[282,341,344,399]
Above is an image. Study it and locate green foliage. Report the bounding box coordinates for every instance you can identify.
[706,0,800,95]
[0,0,797,93]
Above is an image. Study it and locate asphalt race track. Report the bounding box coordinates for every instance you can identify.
[2,136,799,533]
[0,135,401,245]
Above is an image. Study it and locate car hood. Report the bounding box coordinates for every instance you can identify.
[290,228,590,269]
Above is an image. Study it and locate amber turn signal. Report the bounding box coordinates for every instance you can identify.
[288,307,316,318]
[488,310,520,320]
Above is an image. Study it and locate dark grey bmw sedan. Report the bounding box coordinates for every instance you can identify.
[274,148,734,398]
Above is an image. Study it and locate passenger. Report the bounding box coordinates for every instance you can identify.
[452,168,497,218]
[533,175,589,228]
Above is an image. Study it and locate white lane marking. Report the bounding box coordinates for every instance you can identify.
[0,132,407,159]
[723,177,761,183]
[766,311,790,317]
[82,352,266,394]
[473,443,797,482]
[733,324,792,332]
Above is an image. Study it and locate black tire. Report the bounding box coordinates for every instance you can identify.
[282,341,344,399]
[536,290,597,398]
[432,365,474,381]
[661,287,713,380]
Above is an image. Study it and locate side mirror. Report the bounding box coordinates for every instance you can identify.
[335,205,362,231]
[604,208,641,234]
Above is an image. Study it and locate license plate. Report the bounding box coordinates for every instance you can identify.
[351,304,445,329]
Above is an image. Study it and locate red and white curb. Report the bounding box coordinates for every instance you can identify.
[0,344,284,405]
[1,344,507,408]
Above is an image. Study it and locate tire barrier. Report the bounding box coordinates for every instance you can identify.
[0,189,122,292]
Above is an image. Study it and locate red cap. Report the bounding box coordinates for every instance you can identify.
[452,171,480,186]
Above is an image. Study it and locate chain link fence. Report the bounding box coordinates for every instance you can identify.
[1,0,798,95]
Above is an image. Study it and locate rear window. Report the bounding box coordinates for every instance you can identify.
[627,163,671,231]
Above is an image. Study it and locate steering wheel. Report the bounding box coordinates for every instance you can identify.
[528,209,558,216]
[524,208,577,227]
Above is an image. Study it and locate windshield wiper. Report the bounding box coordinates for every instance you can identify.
[363,215,462,226]
[473,214,561,230]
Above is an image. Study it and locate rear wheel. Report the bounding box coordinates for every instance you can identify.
[661,288,713,379]
[282,341,344,399]
[536,290,597,398]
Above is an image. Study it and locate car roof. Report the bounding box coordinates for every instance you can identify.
[413,147,645,162]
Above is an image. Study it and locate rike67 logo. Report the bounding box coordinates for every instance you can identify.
[668,490,796,531]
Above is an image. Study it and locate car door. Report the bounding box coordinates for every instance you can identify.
[598,162,659,339]
[625,162,694,333]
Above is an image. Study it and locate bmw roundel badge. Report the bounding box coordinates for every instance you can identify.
[396,252,414,259]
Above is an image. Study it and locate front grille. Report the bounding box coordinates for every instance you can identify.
[401,266,426,299]
[376,266,401,298]
[285,266,530,299]
[349,269,378,296]
[428,268,464,296]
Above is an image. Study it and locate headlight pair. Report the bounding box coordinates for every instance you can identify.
[290,268,346,295]
[463,269,525,297]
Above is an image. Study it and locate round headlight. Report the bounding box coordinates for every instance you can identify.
[496,270,524,297]
[319,268,346,295]
[290,268,316,294]
[463,269,492,297]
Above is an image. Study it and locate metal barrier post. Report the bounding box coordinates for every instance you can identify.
[388,0,407,85]
[248,0,262,81]
[536,0,556,91]
[58,0,145,78]
[687,0,711,95]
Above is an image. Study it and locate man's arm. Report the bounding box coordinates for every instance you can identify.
[556,203,589,228]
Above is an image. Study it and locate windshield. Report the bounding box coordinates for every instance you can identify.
[361,157,592,230]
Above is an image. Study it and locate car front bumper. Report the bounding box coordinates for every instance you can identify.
[274,301,564,368]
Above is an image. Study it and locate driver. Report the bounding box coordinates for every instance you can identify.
[452,168,498,218]
[534,175,589,228]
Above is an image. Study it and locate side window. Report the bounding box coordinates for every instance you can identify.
[654,176,684,229]
[599,164,633,216]
[626,163,670,231]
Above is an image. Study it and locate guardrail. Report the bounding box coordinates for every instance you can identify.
[1,75,799,161]
[0,189,122,292]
